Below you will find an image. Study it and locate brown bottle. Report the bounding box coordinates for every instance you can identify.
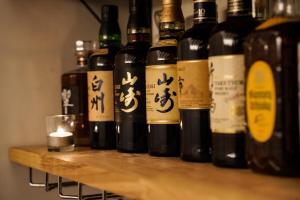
[146,0,184,157]
[244,0,300,176]
[61,40,94,146]
[208,0,259,168]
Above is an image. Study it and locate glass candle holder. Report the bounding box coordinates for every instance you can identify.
[46,115,76,152]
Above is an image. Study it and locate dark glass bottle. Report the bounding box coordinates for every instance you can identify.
[61,40,94,146]
[245,0,300,176]
[87,5,121,149]
[208,0,259,168]
[146,0,184,157]
[177,0,217,162]
[114,0,151,153]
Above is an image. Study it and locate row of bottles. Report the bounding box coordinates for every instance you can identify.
[61,0,300,176]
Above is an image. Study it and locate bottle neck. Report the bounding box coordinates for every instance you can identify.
[227,0,252,17]
[127,28,151,43]
[159,3,185,40]
[193,0,217,24]
[127,0,151,43]
[99,20,121,48]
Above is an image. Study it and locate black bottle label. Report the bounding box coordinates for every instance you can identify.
[61,86,79,115]
[146,64,179,124]
[87,71,114,122]
[114,63,146,123]
[246,60,276,142]
[194,1,217,21]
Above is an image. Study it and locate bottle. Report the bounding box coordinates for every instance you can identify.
[146,0,184,156]
[114,0,151,153]
[87,5,121,149]
[61,40,94,146]
[208,0,259,167]
[244,0,300,176]
[177,0,217,162]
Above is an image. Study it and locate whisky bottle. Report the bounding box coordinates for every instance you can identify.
[61,40,94,146]
[208,0,259,167]
[177,0,217,162]
[245,0,300,176]
[146,0,184,156]
[114,0,151,153]
[88,5,121,149]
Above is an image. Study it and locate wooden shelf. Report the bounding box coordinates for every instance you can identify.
[9,146,300,200]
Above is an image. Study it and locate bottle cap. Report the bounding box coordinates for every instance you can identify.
[101,5,118,21]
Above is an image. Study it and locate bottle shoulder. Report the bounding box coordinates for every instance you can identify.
[210,17,259,38]
[209,17,260,56]
[180,23,217,40]
[147,44,177,66]
[117,41,151,55]
[63,67,88,75]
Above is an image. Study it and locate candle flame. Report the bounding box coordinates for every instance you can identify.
[57,127,65,134]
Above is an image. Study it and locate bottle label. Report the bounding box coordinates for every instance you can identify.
[61,86,79,115]
[246,61,276,142]
[177,60,210,109]
[114,64,146,123]
[209,54,246,133]
[153,39,177,48]
[194,1,217,21]
[87,71,114,122]
[146,64,179,124]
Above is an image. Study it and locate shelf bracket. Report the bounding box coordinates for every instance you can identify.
[58,177,122,200]
[29,168,77,192]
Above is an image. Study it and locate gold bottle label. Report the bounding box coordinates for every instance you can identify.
[209,55,246,133]
[246,61,276,142]
[177,60,210,109]
[146,64,179,124]
[88,71,114,122]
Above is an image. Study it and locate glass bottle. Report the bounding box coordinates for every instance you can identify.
[177,0,217,162]
[244,0,300,176]
[88,5,121,149]
[61,40,94,146]
[146,0,184,156]
[208,0,259,167]
[114,0,151,153]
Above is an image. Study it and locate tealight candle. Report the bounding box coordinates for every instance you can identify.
[46,115,76,152]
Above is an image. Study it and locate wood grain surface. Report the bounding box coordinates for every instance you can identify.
[9,146,300,200]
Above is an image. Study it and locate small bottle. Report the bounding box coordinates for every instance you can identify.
[245,0,300,176]
[87,5,121,149]
[146,0,184,156]
[114,0,151,153]
[61,40,94,146]
[177,0,217,162]
[208,0,259,168]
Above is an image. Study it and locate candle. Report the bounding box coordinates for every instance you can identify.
[47,128,74,151]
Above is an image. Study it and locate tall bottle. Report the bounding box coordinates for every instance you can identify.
[61,40,94,146]
[244,0,300,176]
[114,0,151,153]
[208,0,259,167]
[177,0,217,162]
[146,0,184,156]
[88,5,121,149]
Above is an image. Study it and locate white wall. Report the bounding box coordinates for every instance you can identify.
[0,0,225,199]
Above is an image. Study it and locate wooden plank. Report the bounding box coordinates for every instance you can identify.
[9,146,300,200]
